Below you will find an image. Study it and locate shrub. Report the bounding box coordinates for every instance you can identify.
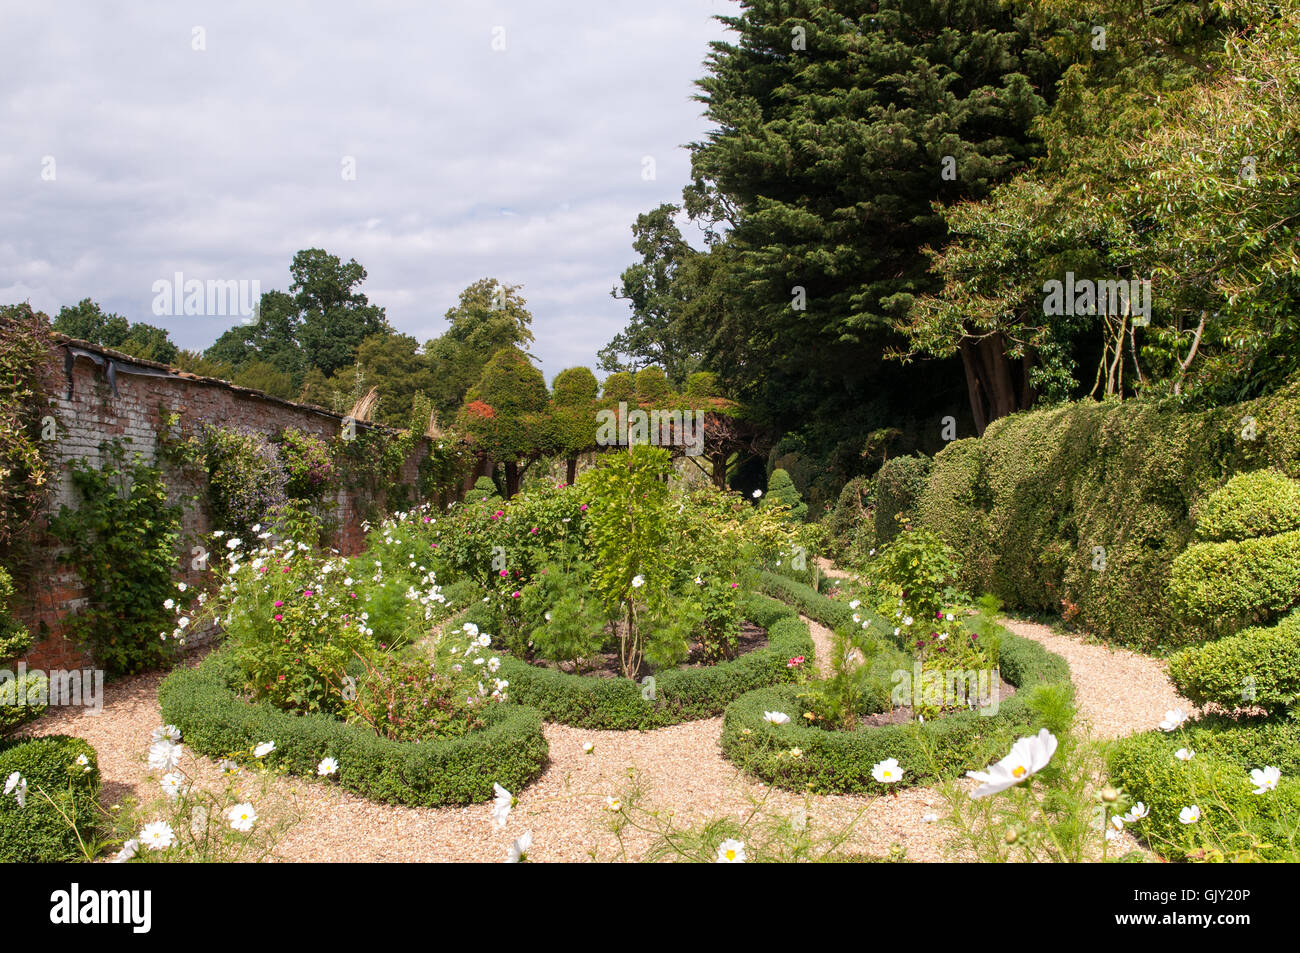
[873,454,931,544]
[0,567,45,729]
[552,366,599,406]
[0,566,33,662]
[911,384,1300,650]
[1167,609,1300,714]
[684,371,718,398]
[158,650,548,807]
[470,474,502,501]
[634,366,671,402]
[49,441,181,675]
[1109,728,1300,862]
[277,428,335,501]
[0,303,55,556]
[0,734,100,862]
[823,475,875,561]
[721,630,1071,793]
[1168,530,1300,634]
[1192,468,1300,543]
[500,593,814,729]
[602,371,634,401]
[203,426,289,538]
[762,469,808,521]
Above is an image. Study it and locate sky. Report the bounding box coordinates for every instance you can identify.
[0,0,736,380]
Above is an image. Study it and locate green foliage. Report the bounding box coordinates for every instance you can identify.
[54,298,179,364]
[157,650,548,807]
[0,734,100,862]
[684,371,718,398]
[1193,468,1300,543]
[277,428,335,501]
[203,426,289,538]
[1109,727,1300,862]
[873,528,962,628]
[873,455,932,544]
[1170,531,1300,635]
[0,566,43,733]
[552,366,598,406]
[633,366,671,402]
[762,468,807,522]
[822,475,876,564]
[911,381,1300,650]
[346,654,486,743]
[0,303,55,557]
[499,593,814,730]
[518,562,607,672]
[49,441,181,675]
[602,372,634,400]
[1168,610,1300,716]
[0,567,32,662]
[470,474,502,501]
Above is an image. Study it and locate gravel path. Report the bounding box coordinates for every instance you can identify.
[25,570,1182,862]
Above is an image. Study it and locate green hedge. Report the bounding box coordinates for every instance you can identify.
[0,734,99,862]
[873,454,932,544]
[915,380,1300,651]
[499,592,815,730]
[1168,610,1300,714]
[1109,727,1300,862]
[158,652,549,806]
[1169,531,1300,634]
[758,570,855,630]
[1192,468,1300,543]
[721,628,1072,793]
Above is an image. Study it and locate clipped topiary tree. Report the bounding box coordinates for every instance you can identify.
[1192,469,1300,543]
[761,468,807,521]
[602,371,634,401]
[552,367,598,406]
[634,365,671,403]
[874,454,932,544]
[684,371,718,399]
[551,367,600,485]
[471,474,502,501]
[462,347,549,497]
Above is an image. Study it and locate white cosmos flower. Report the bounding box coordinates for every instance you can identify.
[582,742,595,755]
[849,599,861,609]
[507,831,532,863]
[151,725,181,744]
[492,783,514,829]
[1159,709,1188,732]
[631,575,645,588]
[140,821,176,850]
[317,757,339,777]
[163,598,174,610]
[752,489,762,499]
[227,803,258,832]
[253,741,276,758]
[1179,805,1201,824]
[1175,748,1195,761]
[763,711,790,725]
[966,729,1058,798]
[5,771,25,805]
[1124,802,1149,822]
[1250,766,1281,794]
[902,616,914,627]
[160,773,185,799]
[605,797,622,812]
[921,812,938,823]
[75,754,90,772]
[872,758,904,784]
[716,838,746,863]
[111,839,139,863]
[148,740,183,773]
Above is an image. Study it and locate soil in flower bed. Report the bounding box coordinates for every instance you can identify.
[850,675,1018,728]
[528,621,769,678]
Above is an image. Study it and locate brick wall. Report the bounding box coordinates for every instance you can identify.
[15,336,427,672]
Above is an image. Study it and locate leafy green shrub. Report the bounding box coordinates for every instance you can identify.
[762,468,807,521]
[0,567,32,662]
[49,441,181,675]
[0,567,45,730]
[602,371,634,400]
[0,734,99,862]
[277,428,335,501]
[684,371,718,398]
[873,454,931,544]
[1109,728,1300,862]
[1168,609,1300,714]
[518,562,607,671]
[823,475,875,562]
[1168,530,1300,634]
[470,474,502,501]
[1172,714,1300,777]
[1192,468,1300,543]
[722,630,1071,793]
[912,383,1300,650]
[158,650,548,807]
[501,593,814,729]
[552,366,599,406]
[634,366,671,402]
[0,303,55,556]
[203,426,289,538]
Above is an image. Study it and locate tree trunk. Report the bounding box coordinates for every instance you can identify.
[566,456,577,486]
[959,334,1024,436]
[505,460,520,498]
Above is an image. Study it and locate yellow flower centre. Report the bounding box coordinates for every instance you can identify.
[1012,765,1027,778]
[725,849,736,860]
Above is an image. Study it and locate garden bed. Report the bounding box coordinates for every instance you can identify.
[498,592,814,730]
[158,651,549,807]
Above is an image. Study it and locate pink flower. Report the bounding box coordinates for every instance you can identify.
[500,569,508,577]
[303,590,314,597]
[730,582,739,589]
[787,656,805,668]
[512,591,521,599]
[274,614,283,622]
[530,527,538,534]
[274,600,284,608]
[580,504,588,512]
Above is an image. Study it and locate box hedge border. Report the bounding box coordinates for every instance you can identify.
[157,651,549,807]
[720,625,1072,794]
[498,591,815,730]
[0,734,100,862]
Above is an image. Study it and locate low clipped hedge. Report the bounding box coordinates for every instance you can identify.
[1168,530,1300,634]
[158,651,548,806]
[1109,727,1300,861]
[758,571,856,630]
[721,628,1072,793]
[0,734,99,862]
[499,592,815,730]
[1192,469,1300,543]
[1168,609,1300,714]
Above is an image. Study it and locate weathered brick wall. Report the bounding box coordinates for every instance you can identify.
[16,337,427,672]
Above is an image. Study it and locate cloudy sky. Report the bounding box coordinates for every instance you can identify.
[1,1,735,380]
